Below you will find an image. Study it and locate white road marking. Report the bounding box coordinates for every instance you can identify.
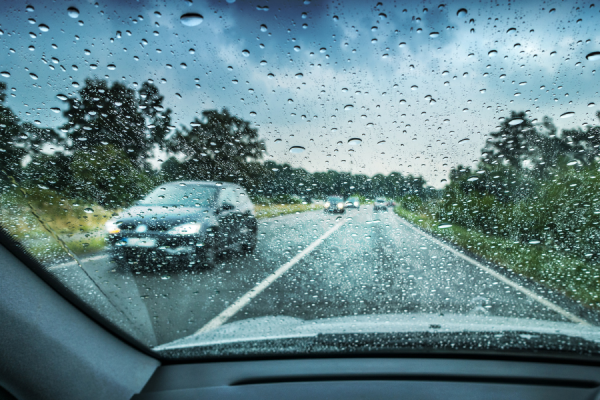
[396,217,590,326]
[48,254,109,270]
[196,218,346,334]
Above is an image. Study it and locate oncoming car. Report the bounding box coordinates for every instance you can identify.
[373,197,388,211]
[106,181,257,269]
[323,196,345,213]
[345,196,360,209]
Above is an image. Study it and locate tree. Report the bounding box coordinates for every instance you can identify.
[482,111,536,169]
[61,78,171,167]
[0,82,27,185]
[168,108,265,181]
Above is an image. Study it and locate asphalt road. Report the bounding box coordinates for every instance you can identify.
[49,208,584,346]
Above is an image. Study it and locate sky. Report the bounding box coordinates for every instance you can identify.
[1,0,599,187]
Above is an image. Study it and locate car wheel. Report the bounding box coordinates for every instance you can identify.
[242,230,258,253]
[198,246,217,269]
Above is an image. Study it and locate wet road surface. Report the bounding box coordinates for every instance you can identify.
[49,208,580,346]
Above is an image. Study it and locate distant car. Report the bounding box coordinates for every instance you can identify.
[324,196,345,213]
[373,197,387,211]
[106,181,257,269]
[345,197,360,209]
[387,199,396,207]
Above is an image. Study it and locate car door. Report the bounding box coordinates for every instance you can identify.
[217,186,238,249]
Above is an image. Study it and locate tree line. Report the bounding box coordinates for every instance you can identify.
[0,78,428,209]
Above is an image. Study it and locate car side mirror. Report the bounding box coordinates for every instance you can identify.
[216,203,235,214]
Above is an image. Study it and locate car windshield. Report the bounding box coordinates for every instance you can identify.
[138,184,217,207]
[2,0,600,360]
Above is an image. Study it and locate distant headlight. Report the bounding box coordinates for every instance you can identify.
[324,201,331,208]
[354,201,359,207]
[337,202,344,209]
[167,222,202,235]
[105,220,121,234]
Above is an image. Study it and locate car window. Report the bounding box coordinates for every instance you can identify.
[2,0,600,360]
[139,184,216,207]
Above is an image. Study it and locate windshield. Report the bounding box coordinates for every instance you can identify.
[138,184,216,207]
[2,0,600,360]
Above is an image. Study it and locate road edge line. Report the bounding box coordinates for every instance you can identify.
[396,216,590,326]
[195,218,346,334]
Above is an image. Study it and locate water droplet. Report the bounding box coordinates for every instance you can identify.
[180,62,187,68]
[344,104,354,110]
[38,24,49,32]
[508,118,524,126]
[180,13,203,26]
[67,7,79,18]
[429,32,439,38]
[242,49,250,57]
[0,71,10,78]
[56,94,67,101]
[50,107,60,113]
[83,207,94,214]
[438,224,452,229]
[567,161,578,166]
[466,176,479,182]
[249,111,257,116]
[457,8,467,17]
[411,85,418,90]
[267,73,274,79]
[294,46,301,52]
[458,138,470,143]
[348,138,362,145]
[588,102,596,107]
[378,13,387,19]
[377,140,386,145]
[549,8,555,13]
[506,28,516,34]
[295,73,303,79]
[488,50,497,57]
[289,146,305,154]
[586,52,600,61]
[29,73,38,80]
[560,111,575,118]
[528,240,541,244]
[260,24,267,32]
[107,64,116,70]
[333,15,339,21]
[26,5,34,12]
[399,42,406,48]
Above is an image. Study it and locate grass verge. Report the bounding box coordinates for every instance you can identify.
[395,206,600,309]
[255,203,321,219]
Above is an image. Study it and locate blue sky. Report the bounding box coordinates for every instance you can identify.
[1,0,599,187]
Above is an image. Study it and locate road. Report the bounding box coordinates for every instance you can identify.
[49,208,588,347]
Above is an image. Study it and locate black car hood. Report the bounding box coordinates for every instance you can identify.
[114,205,215,231]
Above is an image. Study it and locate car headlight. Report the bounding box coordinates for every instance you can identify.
[337,202,344,209]
[167,222,202,235]
[105,220,121,234]
[324,202,331,208]
[354,201,359,207]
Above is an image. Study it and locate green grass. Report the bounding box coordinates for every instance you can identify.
[255,203,321,219]
[395,206,600,309]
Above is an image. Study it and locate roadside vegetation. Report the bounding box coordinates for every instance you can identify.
[395,111,600,309]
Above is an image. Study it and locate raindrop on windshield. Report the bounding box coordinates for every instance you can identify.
[260,24,267,32]
[67,7,79,18]
[0,71,10,78]
[344,105,354,110]
[294,46,301,52]
[508,118,524,126]
[467,176,479,182]
[29,73,38,80]
[438,224,452,229]
[488,50,497,57]
[242,49,250,57]
[506,28,516,34]
[289,146,305,154]
[560,112,575,118]
[295,73,303,79]
[586,52,600,61]
[26,5,34,12]
[180,13,204,26]
[107,64,116,70]
[429,32,439,38]
[348,138,362,145]
[457,8,467,17]
[38,24,49,32]
[83,207,94,214]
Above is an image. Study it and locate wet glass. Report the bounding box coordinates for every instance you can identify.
[1,0,600,359]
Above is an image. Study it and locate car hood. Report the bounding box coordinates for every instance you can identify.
[154,313,600,351]
[114,205,214,231]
